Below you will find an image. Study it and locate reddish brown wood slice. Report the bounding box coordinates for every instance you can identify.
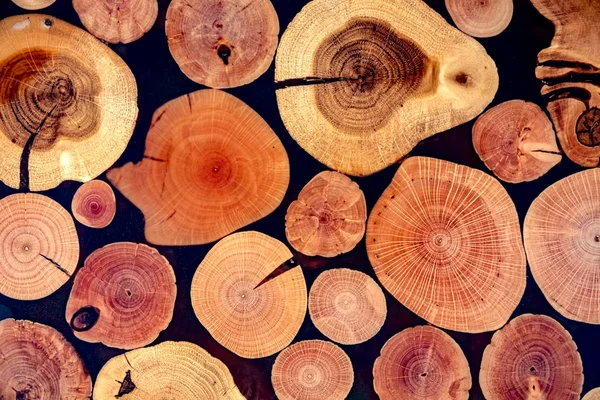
[446,0,513,38]
[65,242,176,349]
[72,180,116,228]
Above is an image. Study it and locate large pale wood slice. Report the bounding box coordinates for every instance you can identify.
[584,388,600,400]
[11,0,55,10]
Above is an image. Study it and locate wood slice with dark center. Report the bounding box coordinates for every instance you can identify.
[446,0,513,38]
[71,180,116,228]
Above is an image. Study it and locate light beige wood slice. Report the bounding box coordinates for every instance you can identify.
[584,388,600,400]
[446,0,513,38]
[11,0,55,10]
[366,157,526,333]
[71,180,116,228]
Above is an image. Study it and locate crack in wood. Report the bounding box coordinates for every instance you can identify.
[39,253,70,277]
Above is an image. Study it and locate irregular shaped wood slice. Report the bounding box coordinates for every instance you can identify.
[191,231,306,358]
[286,171,367,257]
[272,340,354,400]
[71,180,116,228]
[309,268,386,345]
[0,193,79,300]
[532,0,600,167]
[472,100,561,183]
[584,388,600,400]
[93,341,244,400]
[524,168,600,323]
[107,89,289,246]
[11,0,55,9]
[166,0,279,88]
[446,0,513,38]
[65,242,176,349]
[480,314,583,400]
[373,325,471,400]
[366,157,526,333]
[0,14,137,191]
[73,0,158,44]
[275,0,498,176]
[0,319,92,400]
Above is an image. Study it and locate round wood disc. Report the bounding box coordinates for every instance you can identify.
[584,388,600,400]
[0,319,92,400]
[271,340,354,400]
[0,14,137,191]
[73,0,158,44]
[65,242,176,349]
[524,168,600,323]
[367,157,526,333]
[93,341,244,399]
[71,180,116,228]
[275,0,498,176]
[166,0,279,88]
[309,268,386,345]
[480,314,584,400]
[473,100,561,183]
[11,0,55,10]
[446,0,513,38]
[107,89,289,246]
[373,325,471,400]
[0,193,79,300]
[191,231,307,358]
[286,171,367,257]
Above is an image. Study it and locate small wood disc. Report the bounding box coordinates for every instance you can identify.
[93,341,244,400]
[309,268,386,345]
[446,0,513,38]
[473,100,561,183]
[272,340,354,400]
[367,157,526,333]
[479,314,583,400]
[584,388,600,400]
[524,168,600,323]
[65,242,176,349]
[191,231,307,358]
[11,0,55,10]
[0,193,79,301]
[286,171,367,257]
[373,325,472,400]
[0,319,92,400]
[166,0,279,88]
[71,180,116,228]
[73,0,158,44]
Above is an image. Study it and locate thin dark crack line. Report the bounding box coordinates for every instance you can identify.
[253,258,298,290]
[39,253,71,277]
[531,149,562,155]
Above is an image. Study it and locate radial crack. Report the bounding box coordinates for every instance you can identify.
[254,257,298,289]
[275,76,358,89]
[39,253,70,277]
[116,370,136,398]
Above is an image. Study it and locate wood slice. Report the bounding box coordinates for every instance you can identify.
[285,171,367,257]
[479,314,584,400]
[0,193,79,301]
[373,325,471,400]
[445,0,513,38]
[73,0,158,44]
[107,89,289,246]
[93,341,244,399]
[524,168,600,323]
[71,180,116,228]
[0,319,92,400]
[532,0,600,167]
[275,0,498,176]
[166,0,279,88]
[308,268,386,345]
[584,388,600,400]
[11,0,55,9]
[366,157,526,333]
[472,100,561,183]
[191,231,306,358]
[271,340,354,400]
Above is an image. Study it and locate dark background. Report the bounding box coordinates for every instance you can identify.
[0,0,598,399]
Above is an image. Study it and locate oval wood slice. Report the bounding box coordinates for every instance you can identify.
[309,268,386,345]
[65,242,176,349]
[73,0,158,44]
[93,341,244,400]
[0,193,79,300]
[532,0,600,167]
[275,0,498,176]
[0,14,138,191]
[71,180,116,228]
[446,0,513,38]
[479,314,584,400]
[584,388,600,400]
[373,325,471,400]
[285,171,367,257]
[166,0,279,88]
[524,168,600,323]
[191,231,306,358]
[107,89,289,246]
[271,340,354,400]
[0,319,92,400]
[472,100,561,183]
[366,157,526,333]
[11,0,55,9]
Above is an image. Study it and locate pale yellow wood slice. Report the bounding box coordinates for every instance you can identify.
[11,0,55,10]
[584,388,600,400]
